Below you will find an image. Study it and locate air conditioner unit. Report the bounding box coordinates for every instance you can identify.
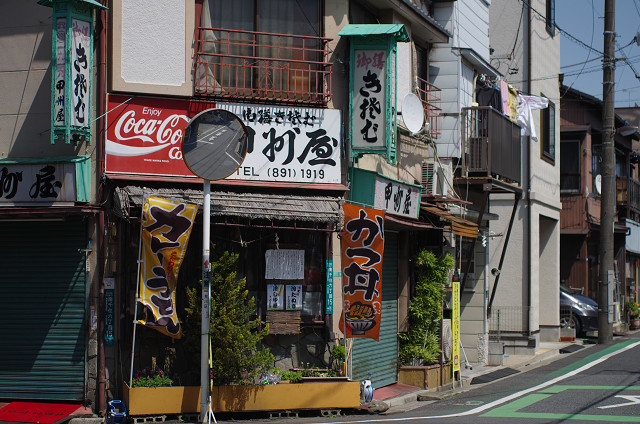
[422,160,453,196]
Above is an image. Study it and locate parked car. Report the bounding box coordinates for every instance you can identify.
[560,284,598,336]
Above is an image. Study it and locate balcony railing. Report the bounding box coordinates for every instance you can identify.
[626,178,640,213]
[416,77,442,138]
[461,106,521,185]
[195,27,332,105]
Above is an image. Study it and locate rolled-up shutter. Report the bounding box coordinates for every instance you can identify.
[0,219,87,400]
[351,231,398,388]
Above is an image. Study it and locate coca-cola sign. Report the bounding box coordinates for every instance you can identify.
[106,95,342,183]
[106,95,214,176]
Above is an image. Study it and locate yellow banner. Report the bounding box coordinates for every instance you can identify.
[138,196,197,338]
[452,280,460,373]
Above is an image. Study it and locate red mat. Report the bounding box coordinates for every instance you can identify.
[0,402,81,424]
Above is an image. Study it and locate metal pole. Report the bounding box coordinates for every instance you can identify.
[599,0,615,344]
[201,181,212,422]
[129,193,147,387]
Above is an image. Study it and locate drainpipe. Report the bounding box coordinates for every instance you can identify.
[96,1,107,414]
[526,3,533,336]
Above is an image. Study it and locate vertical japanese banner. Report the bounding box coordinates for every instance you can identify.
[71,19,90,128]
[138,196,197,338]
[452,280,460,373]
[54,18,66,126]
[352,50,387,150]
[339,203,385,341]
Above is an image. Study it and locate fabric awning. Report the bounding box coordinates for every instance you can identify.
[385,214,434,231]
[421,205,478,238]
[114,186,343,225]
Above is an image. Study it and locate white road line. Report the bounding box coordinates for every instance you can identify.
[301,340,640,424]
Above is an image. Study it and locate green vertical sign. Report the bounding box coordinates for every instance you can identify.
[326,259,333,314]
[104,277,115,345]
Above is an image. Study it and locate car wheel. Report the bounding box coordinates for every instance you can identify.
[560,314,581,336]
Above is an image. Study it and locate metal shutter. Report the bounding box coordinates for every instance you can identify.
[0,219,87,400]
[351,231,398,388]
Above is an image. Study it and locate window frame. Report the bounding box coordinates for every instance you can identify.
[560,139,581,194]
[546,0,556,36]
[541,100,556,164]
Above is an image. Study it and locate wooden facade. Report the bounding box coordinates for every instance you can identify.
[560,86,639,300]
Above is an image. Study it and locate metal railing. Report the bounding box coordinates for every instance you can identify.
[194,27,333,105]
[461,106,522,184]
[416,77,442,138]
[488,306,530,339]
[629,178,640,213]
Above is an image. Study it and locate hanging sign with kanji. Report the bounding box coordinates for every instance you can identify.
[339,203,385,341]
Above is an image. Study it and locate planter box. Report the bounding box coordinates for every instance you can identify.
[398,364,453,391]
[211,381,361,412]
[122,383,200,416]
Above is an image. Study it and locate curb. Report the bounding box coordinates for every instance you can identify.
[381,343,591,411]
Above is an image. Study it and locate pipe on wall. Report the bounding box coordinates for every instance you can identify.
[96,0,108,414]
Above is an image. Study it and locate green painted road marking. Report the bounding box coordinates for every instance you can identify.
[540,385,640,394]
[551,339,638,376]
[481,385,640,422]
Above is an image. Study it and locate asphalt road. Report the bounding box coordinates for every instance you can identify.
[214,333,640,424]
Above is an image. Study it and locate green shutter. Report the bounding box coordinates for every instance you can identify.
[0,219,87,400]
[352,232,398,388]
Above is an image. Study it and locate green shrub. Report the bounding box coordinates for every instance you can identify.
[185,251,274,385]
[279,369,303,383]
[398,250,454,366]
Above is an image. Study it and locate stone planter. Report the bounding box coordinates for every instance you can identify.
[398,364,453,391]
[211,381,361,412]
[122,383,200,415]
[631,318,640,329]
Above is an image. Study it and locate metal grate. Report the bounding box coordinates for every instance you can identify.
[488,306,531,339]
[195,27,332,105]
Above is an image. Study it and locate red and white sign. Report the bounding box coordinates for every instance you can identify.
[106,95,342,183]
[106,95,214,177]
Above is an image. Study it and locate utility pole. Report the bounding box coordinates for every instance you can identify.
[599,0,615,344]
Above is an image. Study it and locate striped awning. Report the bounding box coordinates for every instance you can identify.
[114,186,343,225]
[421,205,478,238]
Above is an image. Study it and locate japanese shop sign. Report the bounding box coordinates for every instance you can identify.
[71,19,90,128]
[217,103,341,184]
[373,175,420,219]
[352,50,387,151]
[326,259,334,314]
[138,196,197,338]
[267,284,285,310]
[104,277,115,346]
[452,279,460,373]
[0,162,78,205]
[106,96,341,184]
[54,19,66,126]
[286,285,303,310]
[339,203,385,341]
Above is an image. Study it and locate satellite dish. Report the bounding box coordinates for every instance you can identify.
[181,109,248,181]
[595,174,602,195]
[401,93,425,135]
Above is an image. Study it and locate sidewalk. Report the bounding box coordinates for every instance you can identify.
[374,338,594,414]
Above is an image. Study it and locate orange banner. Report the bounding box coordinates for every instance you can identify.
[339,203,385,341]
[138,196,197,338]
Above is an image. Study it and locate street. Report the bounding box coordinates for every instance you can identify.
[212,334,640,423]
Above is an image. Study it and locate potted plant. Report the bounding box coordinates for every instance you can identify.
[123,366,200,416]
[625,300,640,329]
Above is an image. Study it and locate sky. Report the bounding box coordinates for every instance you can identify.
[558,0,640,108]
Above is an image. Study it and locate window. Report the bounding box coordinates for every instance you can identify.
[196,0,327,102]
[560,140,580,193]
[541,101,555,162]
[546,0,555,36]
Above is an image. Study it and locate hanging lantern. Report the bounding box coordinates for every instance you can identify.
[39,0,106,144]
